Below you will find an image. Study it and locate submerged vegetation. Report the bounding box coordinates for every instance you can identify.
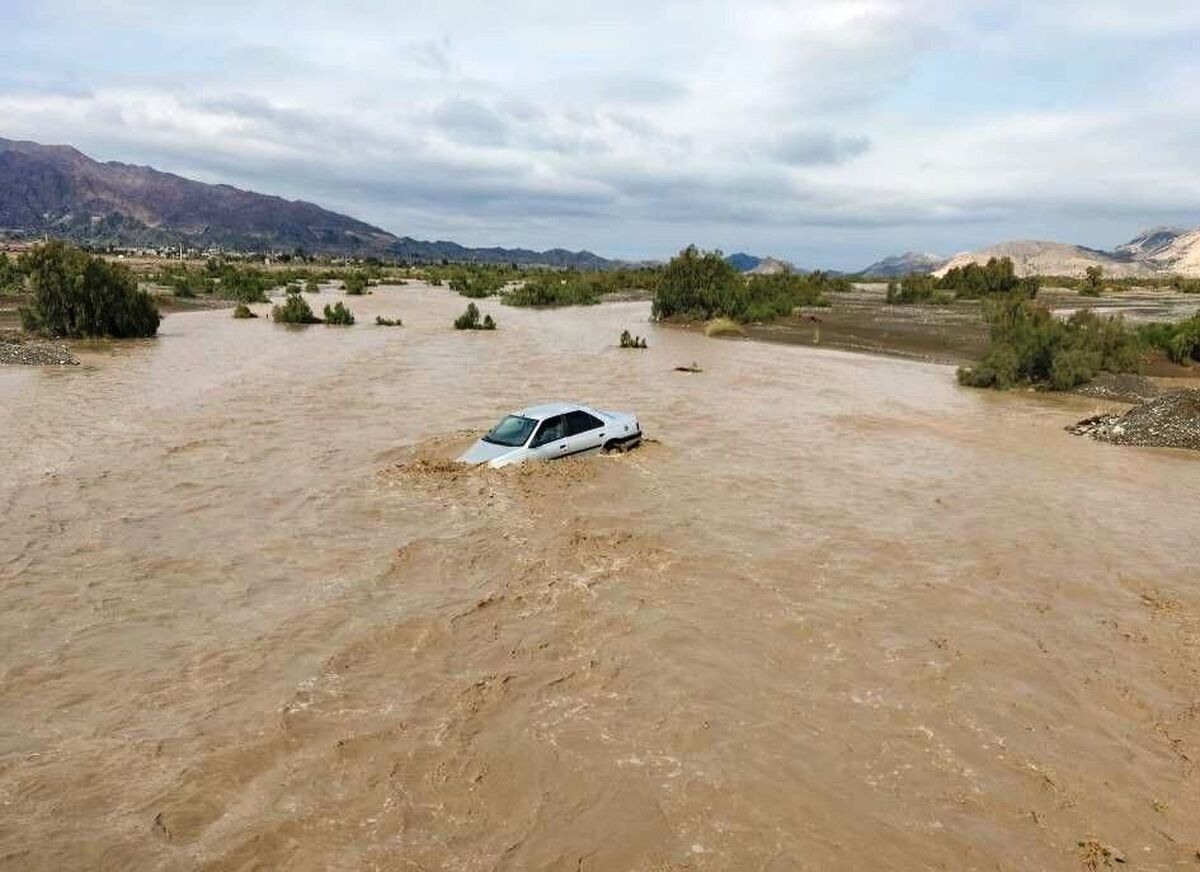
[323,301,355,325]
[505,272,603,307]
[454,302,496,330]
[619,329,648,348]
[342,271,369,295]
[271,291,320,324]
[651,246,845,323]
[448,269,507,298]
[957,295,1141,390]
[232,303,257,319]
[19,241,161,338]
[375,315,402,326]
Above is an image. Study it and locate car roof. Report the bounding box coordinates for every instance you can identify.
[514,401,586,420]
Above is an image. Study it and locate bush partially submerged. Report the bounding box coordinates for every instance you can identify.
[454,302,497,330]
[619,329,648,348]
[449,270,506,298]
[323,301,355,325]
[342,272,369,295]
[19,241,161,338]
[272,292,320,324]
[375,315,402,326]
[232,303,258,319]
[958,295,1141,390]
[303,278,321,294]
[505,272,603,307]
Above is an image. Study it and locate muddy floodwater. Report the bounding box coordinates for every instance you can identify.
[2,283,1199,870]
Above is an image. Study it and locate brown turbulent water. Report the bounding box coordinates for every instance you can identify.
[1,283,1198,871]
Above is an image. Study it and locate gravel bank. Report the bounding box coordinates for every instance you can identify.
[1068,389,1200,450]
[0,329,78,366]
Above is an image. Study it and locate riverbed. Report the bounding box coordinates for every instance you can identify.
[2,283,1198,869]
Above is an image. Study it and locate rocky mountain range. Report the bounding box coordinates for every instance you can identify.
[930,228,1200,279]
[0,137,609,267]
[864,227,1200,279]
[859,251,948,277]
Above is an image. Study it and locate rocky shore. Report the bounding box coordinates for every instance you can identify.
[1068,389,1200,450]
[0,329,78,366]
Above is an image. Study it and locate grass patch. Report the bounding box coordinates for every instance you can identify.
[704,317,744,337]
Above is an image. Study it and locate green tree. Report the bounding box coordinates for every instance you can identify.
[1081,265,1104,297]
[18,241,160,338]
[652,246,741,320]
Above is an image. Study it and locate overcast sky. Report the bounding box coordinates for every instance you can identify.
[5,0,1200,268]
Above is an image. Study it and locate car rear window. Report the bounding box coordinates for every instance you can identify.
[565,410,604,436]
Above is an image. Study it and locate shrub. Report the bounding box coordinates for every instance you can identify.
[705,317,744,337]
[342,272,369,295]
[957,295,1141,390]
[886,257,1039,304]
[18,241,161,338]
[232,303,257,319]
[375,315,402,326]
[271,292,320,324]
[886,273,938,303]
[304,277,321,294]
[0,252,25,293]
[619,329,648,348]
[323,301,355,325]
[454,302,497,329]
[505,272,602,307]
[1139,314,1200,364]
[448,269,506,298]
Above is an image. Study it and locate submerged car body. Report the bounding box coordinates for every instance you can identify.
[459,401,642,468]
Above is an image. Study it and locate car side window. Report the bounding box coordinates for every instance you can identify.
[532,415,565,447]
[565,410,604,436]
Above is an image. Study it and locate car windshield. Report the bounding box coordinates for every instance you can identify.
[482,415,537,447]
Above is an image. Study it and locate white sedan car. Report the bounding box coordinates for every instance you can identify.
[458,402,642,468]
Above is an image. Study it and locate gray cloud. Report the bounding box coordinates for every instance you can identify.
[4,0,1200,267]
[773,130,870,166]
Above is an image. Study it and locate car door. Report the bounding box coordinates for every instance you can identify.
[529,415,568,459]
[563,409,607,455]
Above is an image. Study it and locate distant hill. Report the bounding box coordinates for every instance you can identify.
[747,257,797,275]
[859,251,947,277]
[929,228,1200,279]
[724,252,762,272]
[934,240,1153,279]
[0,136,611,267]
